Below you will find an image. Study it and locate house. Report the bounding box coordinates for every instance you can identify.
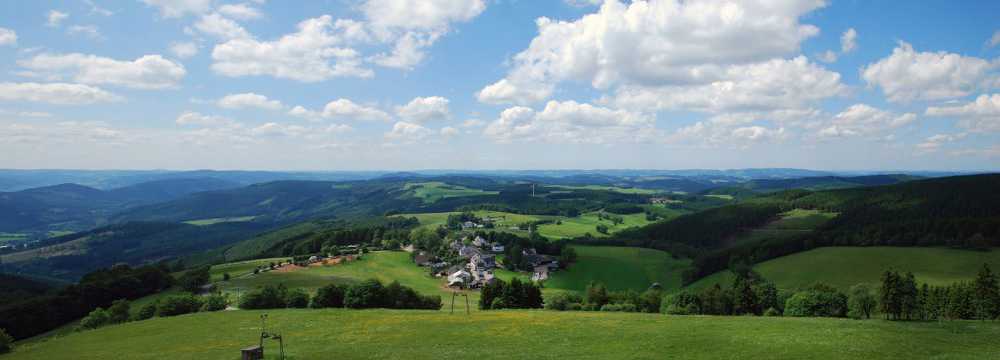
[462,221,477,230]
[448,270,472,288]
[470,253,496,271]
[458,245,481,259]
[531,266,549,281]
[471,270,495,287]
[472,236,488,248]
[524,253,559,270]
[490,243,505,253]
[413,251,433,266]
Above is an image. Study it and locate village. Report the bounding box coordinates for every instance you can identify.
[412,228,561,289]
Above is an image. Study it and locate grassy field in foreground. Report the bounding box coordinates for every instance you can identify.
[689,247,1000,292]
[547,246,690,292]
[10,309,1000,360]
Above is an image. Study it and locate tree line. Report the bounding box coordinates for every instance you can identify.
[241,280,441,310]
[0,263,173,340]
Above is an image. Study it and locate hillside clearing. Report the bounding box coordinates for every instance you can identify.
[546,246,690,292]
[688,246,1000,291]
[9,309,1000,359]
[403,182,498,203]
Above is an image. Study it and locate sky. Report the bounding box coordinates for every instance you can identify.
[0,0,998,171]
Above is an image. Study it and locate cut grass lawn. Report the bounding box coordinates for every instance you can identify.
[403,182,498,203]
[688,246,1000,292]
[546,246,690,292]
[183,216,257,226]
[10,309,1000,360]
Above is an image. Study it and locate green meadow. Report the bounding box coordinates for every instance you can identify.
[546,246,689,292]
[183,216,258,226]
[9,309,1000,359]
[403,182,499,203]
[688,247,1000,291]
[548,184,662,195]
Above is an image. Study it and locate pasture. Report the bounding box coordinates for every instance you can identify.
[688,246,1000,291]
[9,309,1000,359]
[546,246,689,292]
[403,182,498,203]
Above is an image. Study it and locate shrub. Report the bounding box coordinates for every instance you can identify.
[223,273,231,281]
[78,308,110,330]
[157,294,203,317]
[0,328,12,354]
[178,266,211,293]
[240,285,289,309]
[567,303,583,311]
[784,284,847,318]
[545,292,584,311]
[134,302,158,321]
[201,294,228,312]
[344,279,386,309]
[490,297,508,310]
[107,299,131,324]
[311,284,346,308]
[285,289,310,308]
[763,307,781,317]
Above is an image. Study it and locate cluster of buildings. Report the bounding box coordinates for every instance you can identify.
[413,235,560,288]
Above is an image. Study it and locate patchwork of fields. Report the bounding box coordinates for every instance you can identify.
[9,309,1000,359]
[398,209,665,239]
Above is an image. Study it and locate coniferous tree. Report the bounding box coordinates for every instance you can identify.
[973,263,1000,320]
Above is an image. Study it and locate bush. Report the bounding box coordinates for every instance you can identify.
[178,266,211,293]
[134,302,158,321]
[763,307,781,317]
[311,284,346,308]
[78,308,110,330]
[201,294,228,312]
[545,292,583,311]
[344,279,386,309]
[0,328,12,354]
[784,284,847,318]
[567,303,583,311]
[600,304,622,312]
[157,294,203,317]
[240,285,289,309]
[285,289,311,308]
[107,299,131,324]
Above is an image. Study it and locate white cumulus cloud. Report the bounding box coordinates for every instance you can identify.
[170,42,199,59]
[140,0,212,18]
[484,100,657,144]
[817,104,917,138]
[218,3,263,21]
[926,93,1000,133]
[841,28,857,53]
[861,41,999,102]
[0,82,121,105]
[0,27,17,46]
[396,96,450,123]
[46,10,69,27]
[217,93,283,111]
[211,15,372,82]
[478,0,825,105]
[18,53,186,90]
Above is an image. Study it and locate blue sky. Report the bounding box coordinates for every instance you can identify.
[0,0,998,171]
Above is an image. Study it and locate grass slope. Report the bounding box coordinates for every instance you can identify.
[404,182,499,203]
[689,247,1000,291]
[546,246,690,292]
[10,309,1000,359]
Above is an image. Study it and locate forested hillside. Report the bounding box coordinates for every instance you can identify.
[613,174,1000,284]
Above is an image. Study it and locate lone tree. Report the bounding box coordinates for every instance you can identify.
[848,284,877,319]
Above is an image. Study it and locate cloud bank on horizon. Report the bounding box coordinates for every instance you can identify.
[0,0,998,170]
